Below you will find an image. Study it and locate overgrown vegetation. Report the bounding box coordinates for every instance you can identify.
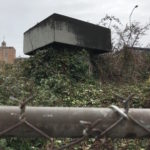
[21,49,90,84]
[0,9,150,149]
[0,47,150,149]
[99,48,150,83]
[99,14,150,51]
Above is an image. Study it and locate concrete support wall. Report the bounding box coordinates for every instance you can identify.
[24,20,54,54]
[24,14,111,54]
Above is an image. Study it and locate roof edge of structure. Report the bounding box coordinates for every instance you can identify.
[24,13,110,34]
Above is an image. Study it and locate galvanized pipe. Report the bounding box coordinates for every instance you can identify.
[0,106,150,138]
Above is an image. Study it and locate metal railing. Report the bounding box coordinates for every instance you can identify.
[0,94,150,149]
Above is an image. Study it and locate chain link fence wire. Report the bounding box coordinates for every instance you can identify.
[0,93,150,150]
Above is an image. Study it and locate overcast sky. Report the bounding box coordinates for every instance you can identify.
[0,0,150,57]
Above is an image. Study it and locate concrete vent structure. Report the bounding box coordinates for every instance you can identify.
[23,13,111,55]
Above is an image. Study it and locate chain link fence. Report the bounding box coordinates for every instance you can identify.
[0,93,150,149]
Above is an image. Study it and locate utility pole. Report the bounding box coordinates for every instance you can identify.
[129,5,138,46]
[129,5,138,26]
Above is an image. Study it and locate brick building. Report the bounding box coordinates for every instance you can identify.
[0,41,16,64]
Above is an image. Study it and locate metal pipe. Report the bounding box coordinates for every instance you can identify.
[0,106,150,138]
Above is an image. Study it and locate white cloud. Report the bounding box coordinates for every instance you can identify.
[0,0,149,56]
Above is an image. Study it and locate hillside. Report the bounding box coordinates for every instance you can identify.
[0,48,150,149]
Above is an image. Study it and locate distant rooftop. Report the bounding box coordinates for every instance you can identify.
[0,41,16,64]
[128,47,150,51]
[0,41,15,49]
[1,40,6,47]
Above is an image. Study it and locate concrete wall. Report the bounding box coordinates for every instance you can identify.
[54,21,78,46]
[24,19,54,54]
[24,13,111,54]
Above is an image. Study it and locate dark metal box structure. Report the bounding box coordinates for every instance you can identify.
[23,13,111,54]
